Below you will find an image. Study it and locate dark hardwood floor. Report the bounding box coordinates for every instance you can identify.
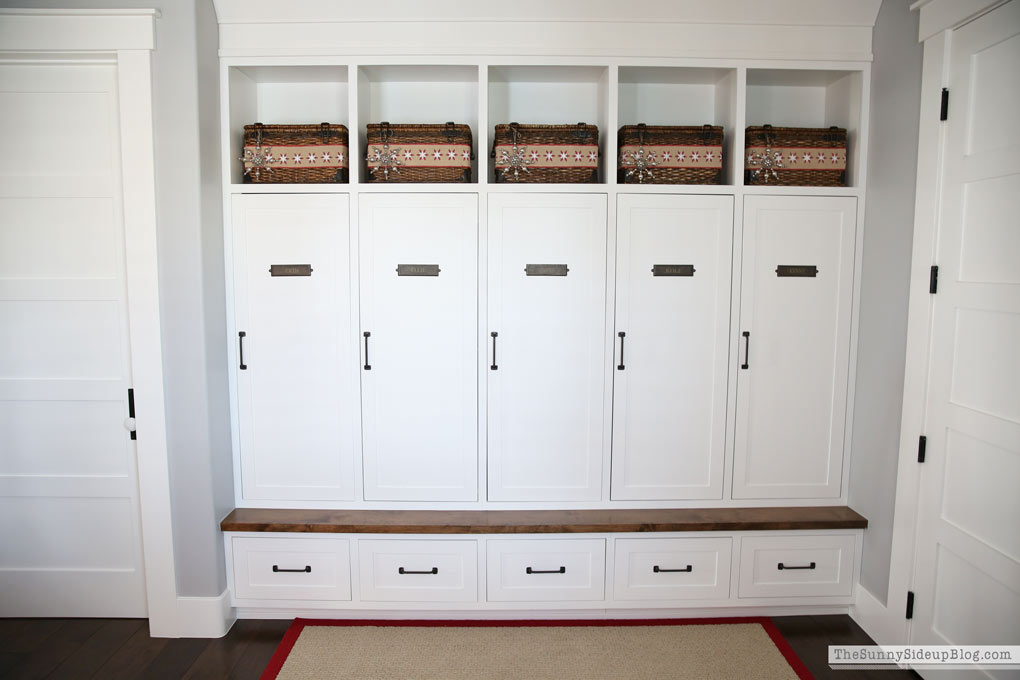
[0,614,918,679]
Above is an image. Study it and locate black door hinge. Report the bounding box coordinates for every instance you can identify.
[940,88,949,121]
[918,435,927,463]
[929,265,939,294]
[906,591,915,619]
[127,388,137,441]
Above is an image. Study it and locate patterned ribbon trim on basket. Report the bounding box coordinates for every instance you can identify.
[745,146,846,171]
[242,144,349,169]
[366,144,473,168]
[618,144,723,169]
[493,144,599,169]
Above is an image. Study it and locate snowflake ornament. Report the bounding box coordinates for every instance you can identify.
[623,147,658,183]
[368,143,403,180]
[749,145,784,183]
[498,142,534,181]
[241,144,275,181]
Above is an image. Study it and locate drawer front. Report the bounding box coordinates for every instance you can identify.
[738,534,855,598]
[487,539,606,602]
[614,537,732,601]
[232,537,351,601]
[358,539,478,602]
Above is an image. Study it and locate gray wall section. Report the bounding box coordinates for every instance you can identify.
[849,0,922,605]
[0,0,233,597]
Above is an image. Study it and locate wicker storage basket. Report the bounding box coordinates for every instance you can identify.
[491,123,599,183]
[744,125,847,186]
[241,123,349,183]
[364,122,473,183]
[618,124,724,184]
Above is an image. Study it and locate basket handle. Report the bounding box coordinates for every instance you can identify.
[319,122,331,143]
[380,121,392,143]
[254,122,264,147]
[573,122,588,139]
[637,123,647,146]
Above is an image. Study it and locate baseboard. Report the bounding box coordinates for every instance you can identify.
[177,589,236,638]
[850,584,907,645]
[236,605,850,620]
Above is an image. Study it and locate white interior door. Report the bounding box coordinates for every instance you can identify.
[732,195,856,499]
[909,3,1020,675]
[611,194,732,500]
[487,193,608,502]
[359,194,478,501]
[232,194,355,501]
[0,61,146,615]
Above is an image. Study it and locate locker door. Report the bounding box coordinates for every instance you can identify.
[487,193,608,502]
[360,194,478,501]
[612,194,733,500]
[733,196,856,499]
[232,194,356,501]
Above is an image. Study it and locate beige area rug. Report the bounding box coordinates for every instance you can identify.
[261,618,813,680]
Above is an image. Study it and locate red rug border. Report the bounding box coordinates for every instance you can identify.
[259,616,815,680]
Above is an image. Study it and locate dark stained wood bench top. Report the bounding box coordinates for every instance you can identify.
[220,506,867,534]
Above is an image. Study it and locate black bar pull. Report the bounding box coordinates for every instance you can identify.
[741,331,750,370]
[238,331,247,370]
[127,388,137,441]
[778,562,816,570]
[490,332,498,370]
[653,565,693,573]
[617,332,626,370]
[398,567,438,575]
[273,565,311,573]
[526,566,566,574]
[363,331,371,370]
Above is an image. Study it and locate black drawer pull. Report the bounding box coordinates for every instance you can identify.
[490,331,498,370]
[617,331,626,370]
[273,565,311,573]
[778,562,816,570]
[363,331,371,370]
[526,566,566,575]
[398,567,438,575]
[741,331,750,370]
[238,331,247,370]
[653,565,693,573]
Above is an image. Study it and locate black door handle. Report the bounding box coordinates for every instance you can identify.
[238,331,247,370]
[273,565,311,573]
[526,566,566,574]
[653,565,693,573]
[741,331,750,370]
[778,562,816,570]
[363,331,371,370]
[398,567,438,575]
[490,331,498,370]
[617,331,626,370]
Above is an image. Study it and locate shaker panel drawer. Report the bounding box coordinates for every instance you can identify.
[614,537,732,601]
[738,534,855,598]
[358,539,478,602]
[232,536,351,602]
[487,539,605,602]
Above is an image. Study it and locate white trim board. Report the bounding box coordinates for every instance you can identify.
[178,591,237,639]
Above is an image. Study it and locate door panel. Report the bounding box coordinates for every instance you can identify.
[359,194,478,501]
[612,194,732,500]
[733,195,856,499]
[232,193,356,501]
[910,4,1020,674]
[0,62,146,616]
[487,194,608,501]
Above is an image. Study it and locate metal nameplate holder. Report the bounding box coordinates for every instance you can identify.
[269,264,313,277]
[525,264,569,276]
[397,264,441,276]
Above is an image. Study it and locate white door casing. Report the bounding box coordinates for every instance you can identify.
[487,193,608,502]
[232,194,356,501]
[732,196,856,500]
[612,194,733,501]
[908,2,1020,675]
[359,194,478,501]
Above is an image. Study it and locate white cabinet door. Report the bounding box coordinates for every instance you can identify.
[232,194,356,501]
[359,194,478,501]
[487,194,608,502]
[732,196,856,499]
[612,195,733,500]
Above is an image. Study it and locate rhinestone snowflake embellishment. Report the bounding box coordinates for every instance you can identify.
[241,145,275,181]
[367,143,403,180]
[749,145,784,183]
[623,147,658,183]
[498,142,534,181]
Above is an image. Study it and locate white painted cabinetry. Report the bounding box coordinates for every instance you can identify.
[486,194,609,502]
[232,194,356,501]
[611,195,733,501]
[732,196,857,499]
[359,194,478,501]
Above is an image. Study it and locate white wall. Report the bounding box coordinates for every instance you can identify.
[0,0,234,598]
[848,0,922,604]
